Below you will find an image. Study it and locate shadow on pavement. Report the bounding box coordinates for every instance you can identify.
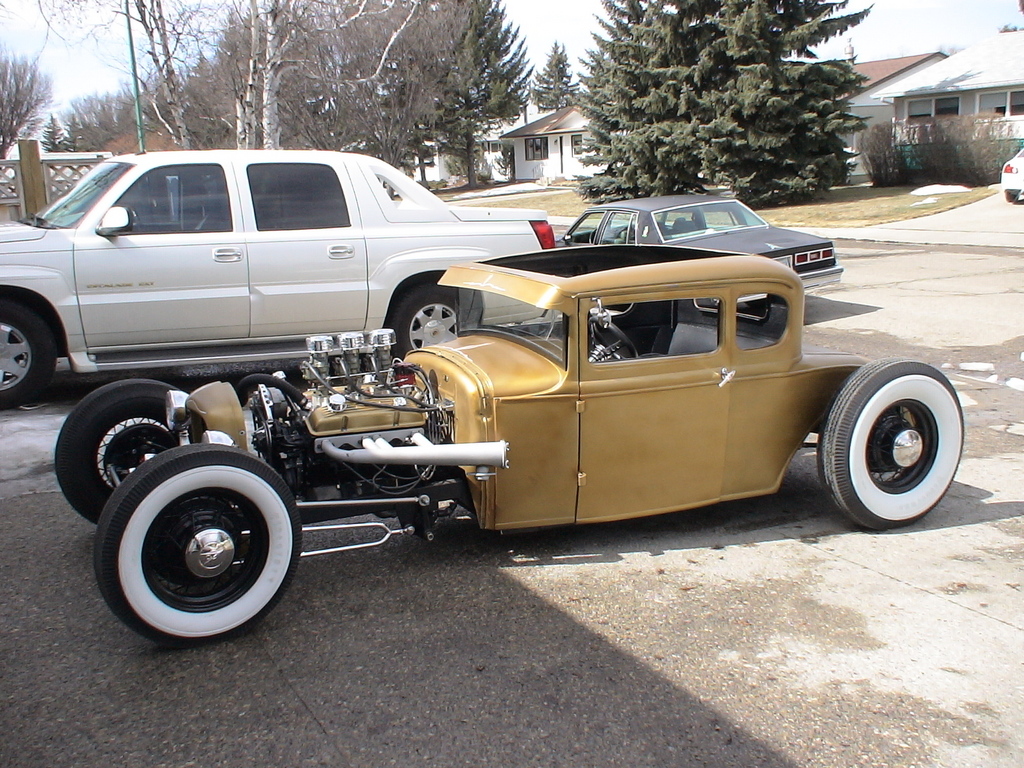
[804,294,880,325]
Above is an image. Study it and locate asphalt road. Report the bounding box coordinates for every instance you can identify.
[1,240,1022,768]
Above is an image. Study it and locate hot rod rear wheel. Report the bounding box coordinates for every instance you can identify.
[818,359,963,530]
[55,379,181,523]
[94,444,301,646]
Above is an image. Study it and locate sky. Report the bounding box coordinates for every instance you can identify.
[1,0,1023,111]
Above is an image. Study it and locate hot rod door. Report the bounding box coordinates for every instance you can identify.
[575,295,732,523]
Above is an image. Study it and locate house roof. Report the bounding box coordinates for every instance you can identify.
[874,30,1024,99]
[501,106,587,139]
[854,53,946,92]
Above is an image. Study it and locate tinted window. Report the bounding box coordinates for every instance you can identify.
[116,164,232,234]
[247,163,350,231]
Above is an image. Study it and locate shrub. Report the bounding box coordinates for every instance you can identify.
[864,116,1019,187]
[861,123,912,187]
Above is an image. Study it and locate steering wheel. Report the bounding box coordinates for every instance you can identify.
[589,315,637,362]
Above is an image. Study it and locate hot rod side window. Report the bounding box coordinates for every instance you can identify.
[735,293,789,350]
[589,297,721,363]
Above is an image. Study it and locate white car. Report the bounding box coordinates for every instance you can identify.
[1001,148,1024,203]
[0,150,554,408]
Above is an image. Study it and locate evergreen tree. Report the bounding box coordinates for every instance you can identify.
[696,0,867,205]
[40,114,65,152]
[435,0,531,186]
[531,42,578,111]
[581,0,867,205]
[579,0,718,201]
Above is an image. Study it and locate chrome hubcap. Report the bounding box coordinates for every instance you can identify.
[185,528,236,578]
[891,429,924,467]
[410,303,457,347]
[0,322,31,390]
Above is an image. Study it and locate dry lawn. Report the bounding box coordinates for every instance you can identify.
[757,185,997,227]
[444,184,998,227]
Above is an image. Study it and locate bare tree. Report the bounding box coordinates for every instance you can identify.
[289,1,462,164]
[40,0,219,148]
[254,0,423,149]
[0,47,53,158]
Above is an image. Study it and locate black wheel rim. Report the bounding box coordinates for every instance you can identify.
[142,489,269,612]
[99,420,178,487]
[865,399,939,493]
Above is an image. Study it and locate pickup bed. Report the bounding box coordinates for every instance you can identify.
[0,150,553,407]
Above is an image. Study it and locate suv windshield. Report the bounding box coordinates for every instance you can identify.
[37,162,133,229]
[458,288,567,366]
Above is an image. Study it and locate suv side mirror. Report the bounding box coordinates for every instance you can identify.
[96,206,132,237]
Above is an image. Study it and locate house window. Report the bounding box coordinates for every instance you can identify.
[525,137,548,161]
[907,99,932,121]
[934,97,960,116]
[980,92,1008,115]
[571,134,584,156]
[1011,91,1024,116]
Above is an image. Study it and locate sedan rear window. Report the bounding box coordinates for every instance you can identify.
[655,201,766,241]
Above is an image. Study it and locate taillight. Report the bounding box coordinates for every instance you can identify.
[530,220,556,249]
[1005,164,1018,174]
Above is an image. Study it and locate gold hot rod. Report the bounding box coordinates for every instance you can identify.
[56,246,964,645]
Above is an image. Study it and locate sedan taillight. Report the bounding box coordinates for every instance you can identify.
[530,220,556,249]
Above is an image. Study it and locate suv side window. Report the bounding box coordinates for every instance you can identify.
[247,163,350,231]
[116,164,232,234]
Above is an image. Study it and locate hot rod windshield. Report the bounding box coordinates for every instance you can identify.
[457,287,568,367]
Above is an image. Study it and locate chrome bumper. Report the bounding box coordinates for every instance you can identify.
[798,263,844,290]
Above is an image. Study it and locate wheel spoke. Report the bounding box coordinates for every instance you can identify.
[409,303,457,347]
[0,323,31,387]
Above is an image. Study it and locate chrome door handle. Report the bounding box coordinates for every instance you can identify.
[718,368,736,387]
[213,247,243,263]
[329,244,355,259]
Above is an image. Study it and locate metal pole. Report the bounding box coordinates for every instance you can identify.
[125,0,146,153]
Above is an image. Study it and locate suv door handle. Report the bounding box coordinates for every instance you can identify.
[329,244,355,259]
[213,247,243,263]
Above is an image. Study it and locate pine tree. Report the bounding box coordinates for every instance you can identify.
[41,115,65,152]
[579,0,719,201]
[581,0,867,205]
[696,0,867,205]
[531,42,578,111]
[435,0,531,187]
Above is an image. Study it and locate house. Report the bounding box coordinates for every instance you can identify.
[848,51,948,151]
[500,106,596,182]
[873,30,1024,135]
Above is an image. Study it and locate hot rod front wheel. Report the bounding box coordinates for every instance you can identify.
[55,379,181,523]
[818,359,963,530]
[94,445,301,646]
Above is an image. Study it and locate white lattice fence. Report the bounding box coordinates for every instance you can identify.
[0,161,22,221]
[42,159,104,202]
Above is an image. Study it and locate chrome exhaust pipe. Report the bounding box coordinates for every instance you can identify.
[322,432,508,468]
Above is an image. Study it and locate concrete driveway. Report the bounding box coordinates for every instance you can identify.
[1,240,1022,768]
[810,190,1024,248]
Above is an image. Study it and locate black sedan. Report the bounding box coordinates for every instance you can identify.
[562,195,842,288]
